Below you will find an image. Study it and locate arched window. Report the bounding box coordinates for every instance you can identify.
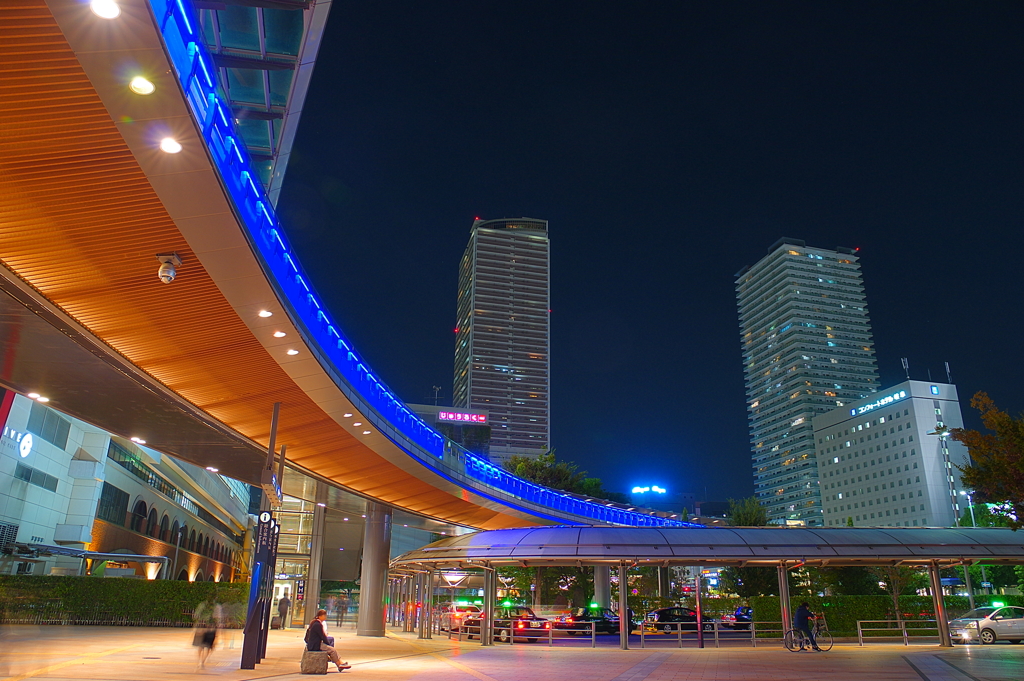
[207,574,215,582]
[177,568,189,581]
[203,536,210,557]
[147,509,158,537]
[197,533,204,555]
[189,529,196,552]
[159,514,169,541]
[170,520,180,545]
[130,501,147,532]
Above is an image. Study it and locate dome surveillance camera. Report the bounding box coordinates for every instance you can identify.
[155,252,183,284]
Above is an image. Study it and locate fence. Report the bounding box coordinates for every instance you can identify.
[857,620,940,646]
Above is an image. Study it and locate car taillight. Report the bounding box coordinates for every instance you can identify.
[517,622,524,628]
[566,618,573,623]
[544,622,551,629]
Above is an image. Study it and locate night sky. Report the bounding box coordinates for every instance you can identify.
[276,1,1024,504]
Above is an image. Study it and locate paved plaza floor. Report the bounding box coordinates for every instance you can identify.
[1,624,1021,681]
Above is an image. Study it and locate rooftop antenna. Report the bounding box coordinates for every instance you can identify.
[901,357,910,380]
[945,362,952,384]
[432,385,441,406]
[927,368,932,381]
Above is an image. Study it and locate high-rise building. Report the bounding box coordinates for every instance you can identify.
[736,238,880,525]
[813,381,969,528]
[454,218,550,465]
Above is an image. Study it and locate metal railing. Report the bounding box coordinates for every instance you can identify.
[857,620,940,646]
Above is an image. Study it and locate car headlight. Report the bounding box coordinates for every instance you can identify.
[965,621,978,629]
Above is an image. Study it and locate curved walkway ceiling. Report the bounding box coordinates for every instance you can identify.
[392,526,1024,568]
[0,0,694,530]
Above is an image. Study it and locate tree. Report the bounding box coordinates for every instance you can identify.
[726,497,769,526]
[504,451,626,502]
[951,392,1024,530]
[957,503,1011,528]
[869,566,922,625]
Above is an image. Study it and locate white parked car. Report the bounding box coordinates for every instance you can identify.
[949,605,1024,644]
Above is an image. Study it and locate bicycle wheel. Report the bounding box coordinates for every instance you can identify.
[815,629,833,651]
[783,629,803,651]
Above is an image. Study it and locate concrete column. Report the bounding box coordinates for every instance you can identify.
[481,569,496,646]
[694,569,704,649]
[657,567,670,599]
[304,481,328,623]
[402,577,415,632]
[422,572,434,639]
[594,565,611,609]
[777,562,791,632]
[533,566,543,609]
[618,561,630,650]
[962,565,975,611]
[416,573,428,638]
[356,502,392,637]
[928,561,952,647]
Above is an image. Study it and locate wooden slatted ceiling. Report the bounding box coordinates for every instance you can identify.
[0,1,533,530]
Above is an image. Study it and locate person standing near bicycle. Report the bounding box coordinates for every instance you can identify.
[794,602,822,651]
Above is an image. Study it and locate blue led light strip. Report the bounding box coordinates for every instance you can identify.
[148,0,695,528]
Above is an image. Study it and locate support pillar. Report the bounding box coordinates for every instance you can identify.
[694,568,704,649]
[416,573,429,639]
[657,567,670,599]
[402,577,415,632]
[928,561,952,647]
[304,481,328,623]
[594,565,611,609]
[962,564,975,611]
[533,566,543,609]
[356,502,392,637]
[481,568,496,646]
[618,561,630,650]
[422,572,434,639]
[777,562,791,633]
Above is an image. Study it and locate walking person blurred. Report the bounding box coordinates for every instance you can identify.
[278,591,292,630]
[192,600,218,670]
[305,609,350,672]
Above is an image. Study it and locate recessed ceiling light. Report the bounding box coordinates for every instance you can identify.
[273,331,286,338]
[316,502,326,507]
[286,349,299,355]
[206,466,219,472]
[258,310,273,318]
[159,137,182,154]
[129,76,155,95]
[36,397,50,403]
[343,517,349,521]
[343,413,353,418]
[338,548,344,551]
[27,393,39,399]
[362,430,371,435]
[352,422,362,427]
[90,0,120,19]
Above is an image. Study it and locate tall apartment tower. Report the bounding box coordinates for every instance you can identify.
[736,238,879,526]
[454,218,550,465]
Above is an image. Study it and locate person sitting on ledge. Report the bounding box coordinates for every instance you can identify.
[305,609,350,672]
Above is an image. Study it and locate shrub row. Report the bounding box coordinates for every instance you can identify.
[0,575,248,627]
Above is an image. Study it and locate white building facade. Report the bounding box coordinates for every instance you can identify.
[814,381,969,528]
[1,391,249,580]
[736,238,880,526]
[454,218,550,464]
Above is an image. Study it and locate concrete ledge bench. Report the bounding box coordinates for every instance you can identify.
[300,650,330,674]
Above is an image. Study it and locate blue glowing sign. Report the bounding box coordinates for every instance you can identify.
[930,386,940,395]
[854,390,907,416]
[632,486,666,494]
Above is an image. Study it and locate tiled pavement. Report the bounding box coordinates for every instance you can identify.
[1,625,1021,681]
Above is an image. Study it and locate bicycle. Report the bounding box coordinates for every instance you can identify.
[784,614,833,652]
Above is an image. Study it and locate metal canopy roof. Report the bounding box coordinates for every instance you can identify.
[392,526,1024,568]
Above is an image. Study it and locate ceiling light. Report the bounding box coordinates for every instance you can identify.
[129,76,155,95]
[130,437,145,444]
[362,430,371,435]
[27,393,39,399]
[286,349,299,355]
[316,502,325,507]
[343,517,349,521]
[159,137,182,154]
[90,0,120,19]
[338,548,344,551]
[36,397,50,403]
[352,422,362,427]
[273,331,286,338]
[206,466,219,472]
[258,310,273,318]
[343,413,353,418]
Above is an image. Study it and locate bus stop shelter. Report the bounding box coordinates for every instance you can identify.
[390,526,1024,649]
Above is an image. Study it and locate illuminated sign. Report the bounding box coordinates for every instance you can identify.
[851,390,907,416]
[438,411,487,424]
[631,485,666,494]
[3,427,32,458]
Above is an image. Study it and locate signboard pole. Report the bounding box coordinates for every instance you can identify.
[241,510,275,669]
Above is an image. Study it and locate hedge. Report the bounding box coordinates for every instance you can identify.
[747,594,1024,637]
[0,575,248,627]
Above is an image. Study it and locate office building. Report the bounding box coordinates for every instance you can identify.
[454,218,550,465]
[0,390,249,580]
[814,381,968,527]
[736,238,880,525]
